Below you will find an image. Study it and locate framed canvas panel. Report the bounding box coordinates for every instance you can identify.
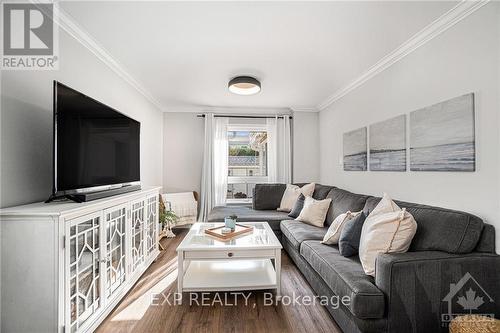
[410,93,475,172]
[369,115,406,171]
[343,127,367,171]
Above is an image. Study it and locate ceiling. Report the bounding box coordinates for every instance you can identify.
[61,1,457,112]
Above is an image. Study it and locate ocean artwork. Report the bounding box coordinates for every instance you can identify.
[410,93,475,171]
[370,115,406,171]
[343,127,367,171]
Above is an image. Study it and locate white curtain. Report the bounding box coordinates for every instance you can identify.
[267,117,278,183]
[266,115,292,184]
[281,115,292,183]
[213,117,229,206]
[199,114,229,221]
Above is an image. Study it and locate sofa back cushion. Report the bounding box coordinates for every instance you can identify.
[363,197,484,254]
[325,188,370,226]
[252,184,286,210]
[312,184,336,200]
[294,183,335,200]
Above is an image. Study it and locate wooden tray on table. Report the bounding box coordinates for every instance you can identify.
[204,224,253,240]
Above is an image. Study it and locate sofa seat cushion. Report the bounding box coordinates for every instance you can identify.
[300,240,385,319]
[280,220,327,250]
[208,206,292,230]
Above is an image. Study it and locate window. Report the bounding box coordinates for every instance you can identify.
[226,125,268,203]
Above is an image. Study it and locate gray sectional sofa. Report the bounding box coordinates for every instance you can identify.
[208,183,500,333]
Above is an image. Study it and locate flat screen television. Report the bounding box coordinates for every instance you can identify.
[50,81,140,199]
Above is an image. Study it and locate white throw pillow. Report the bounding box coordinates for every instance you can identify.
[296,196,332,227]
[322,211,361,245]
[359,193,417,276]
[278,183,315,212]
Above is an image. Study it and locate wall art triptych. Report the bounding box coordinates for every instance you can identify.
[342,93,475,172]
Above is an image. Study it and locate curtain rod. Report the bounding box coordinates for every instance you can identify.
[196,114,292,119]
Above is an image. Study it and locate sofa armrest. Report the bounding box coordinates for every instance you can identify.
[375,251,500,333]
[252,183,286,210]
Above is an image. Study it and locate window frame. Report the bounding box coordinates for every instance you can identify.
[226,124,269,203]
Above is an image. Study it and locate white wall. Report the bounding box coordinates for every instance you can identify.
[319,4,500,251]
[1,30,164,208]
[293,111,320,183]
[163,112,205,195]
[162,111,320,195]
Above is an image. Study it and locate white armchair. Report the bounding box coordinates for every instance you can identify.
[162,191,198,227]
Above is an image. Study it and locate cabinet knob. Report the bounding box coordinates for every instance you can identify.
[227,252,234,257]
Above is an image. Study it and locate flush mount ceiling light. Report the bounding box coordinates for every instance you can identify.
[228,76,261,95]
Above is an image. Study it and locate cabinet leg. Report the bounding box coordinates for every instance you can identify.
[275,249,281,298]
[177,251,183,304]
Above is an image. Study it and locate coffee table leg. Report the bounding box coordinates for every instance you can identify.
[275,249,281,297]
[177,250,183,304]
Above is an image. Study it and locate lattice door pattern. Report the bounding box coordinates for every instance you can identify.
[145,196,158,258]
[104,206,127,299]
[68,215,101,332]
[131,200,145,272]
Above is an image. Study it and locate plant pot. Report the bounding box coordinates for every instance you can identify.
[224,217,236,230]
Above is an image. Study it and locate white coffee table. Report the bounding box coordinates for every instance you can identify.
[176,222,282,298]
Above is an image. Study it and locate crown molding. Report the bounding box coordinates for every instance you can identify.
[290,106,318,113]
[162,105,292,114]
[46,3,165,112]
[317,0,490,111]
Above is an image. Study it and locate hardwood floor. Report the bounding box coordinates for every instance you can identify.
[96,229,342,333]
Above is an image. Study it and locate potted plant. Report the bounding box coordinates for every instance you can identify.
[159,195,179,239]
[224,214,237,231]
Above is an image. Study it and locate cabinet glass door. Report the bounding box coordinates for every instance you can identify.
[103,205,127,302]
[66,212,103,333]
[130,199,145,273]
[145,195,158,259]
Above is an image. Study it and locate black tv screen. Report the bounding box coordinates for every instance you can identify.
[54,81,140,194]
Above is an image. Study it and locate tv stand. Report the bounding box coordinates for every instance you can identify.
[1,186,160,333]
[45,184,141,203]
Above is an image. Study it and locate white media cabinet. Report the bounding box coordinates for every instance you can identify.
[0,186,161,333]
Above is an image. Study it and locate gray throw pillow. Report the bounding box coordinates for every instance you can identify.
[339,211,367,257]
[288,194,305,218]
